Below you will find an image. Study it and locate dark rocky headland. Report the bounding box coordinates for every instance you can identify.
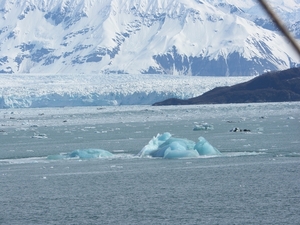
[153,67,300,106]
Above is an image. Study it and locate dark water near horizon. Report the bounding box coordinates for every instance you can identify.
[0,103,299,224]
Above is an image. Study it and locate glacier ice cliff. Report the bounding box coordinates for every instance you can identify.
[0,75,251,108]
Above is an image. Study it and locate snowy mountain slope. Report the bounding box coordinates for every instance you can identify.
[0,0,299,76]
[208,0,300,25]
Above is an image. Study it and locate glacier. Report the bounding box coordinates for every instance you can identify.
[0,0,299,76]
[138,132,221,159]
[0,74,252,108]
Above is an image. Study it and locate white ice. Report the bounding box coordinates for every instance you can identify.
[0,74,252,108]
[47,149,115,160]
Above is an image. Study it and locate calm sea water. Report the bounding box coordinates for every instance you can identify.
[0,103,299,225]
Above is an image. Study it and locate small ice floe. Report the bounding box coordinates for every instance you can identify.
[258,148,268,152]
[230,127,251,132]
[287,116,295,120]
[193,123,214,131]
[47,149,114,160]
[15,128,28,131]
[110,165,123,169]
[112,150,125,153]
[256,127,264,132]
[285,152,300,157]
[226,120,236,123]
[31,133,48,139]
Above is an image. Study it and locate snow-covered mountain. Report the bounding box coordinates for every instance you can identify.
[0,0,299,76]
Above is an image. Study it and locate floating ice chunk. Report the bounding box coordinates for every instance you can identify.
[286,152,300,157]
[69,149,114,159]
[138,132,172,157]
[31,133,48,138]
[150,137,196,158]
[47,149,114,160]
[139,132,220,159]
[194,137,221,155]
[257,127,264,132]
[287,116,295,120]
[193,123,214,131]
[230,128,251,132]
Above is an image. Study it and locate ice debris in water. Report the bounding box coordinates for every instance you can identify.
[287,116,295,120]
[194,137,221,155]
[47,149,114,160]
[193,123,214,131]
[47,133,220,160]
[138,132,220,159]
[31,133,48,139]
[230,128,251,132]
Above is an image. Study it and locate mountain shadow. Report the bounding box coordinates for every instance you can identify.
[153,67,300,106]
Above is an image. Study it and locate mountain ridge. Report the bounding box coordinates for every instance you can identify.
[0,0,299,75]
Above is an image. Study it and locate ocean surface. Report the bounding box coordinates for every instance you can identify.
[1,102,299,225]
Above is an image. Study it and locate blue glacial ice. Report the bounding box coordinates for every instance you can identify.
[47,149,114,160]
[46,134,220,160]
[194,137,221,155]
[138,132,221,159]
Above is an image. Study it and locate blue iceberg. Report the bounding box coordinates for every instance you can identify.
[195,137,221,155]
[138,132,220,159]
[47,149,114,160]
